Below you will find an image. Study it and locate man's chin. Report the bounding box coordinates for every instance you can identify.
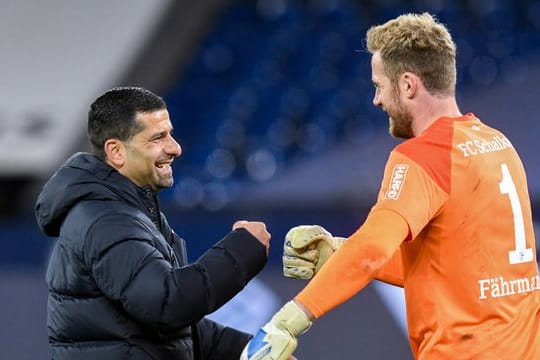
[153,178,174,191]
[388,120,398,138]
[161,182,174,190]
[389,117,414,139]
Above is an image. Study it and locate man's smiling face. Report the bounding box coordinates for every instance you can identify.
[120,109,182,191]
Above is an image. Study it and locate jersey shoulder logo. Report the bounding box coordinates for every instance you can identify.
[385,164,409,200]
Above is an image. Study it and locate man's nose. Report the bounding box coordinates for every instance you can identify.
[373,92,381,107]
[167,136,182,157]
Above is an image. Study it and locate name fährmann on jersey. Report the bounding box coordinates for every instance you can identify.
[478,275,540,299]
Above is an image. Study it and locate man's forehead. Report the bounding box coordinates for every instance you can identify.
[134,110,173,135]
[370,54,387,80]
[370,52,383,68]
[137,109,170,124]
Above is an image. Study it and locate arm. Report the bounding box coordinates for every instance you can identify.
[283,225,404,287]
[241,209,409,359]
[295,208,409,318]
[374,249,404,287]
[193,318,251,360]
[85,214,268,330]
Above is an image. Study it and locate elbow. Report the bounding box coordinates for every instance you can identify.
[342,244,390,280]
[360,255,388,274]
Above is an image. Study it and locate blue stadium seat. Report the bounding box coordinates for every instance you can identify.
[162,0,540,210]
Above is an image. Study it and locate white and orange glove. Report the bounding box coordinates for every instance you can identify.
[283,225,346,279]
[239,301,311,360]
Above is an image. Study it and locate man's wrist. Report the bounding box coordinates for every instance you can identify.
[293,300,315,321]
[272,301,312,336]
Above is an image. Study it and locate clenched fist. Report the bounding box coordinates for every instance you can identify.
[283,225,346,279]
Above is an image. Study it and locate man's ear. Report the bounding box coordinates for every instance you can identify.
[104,139,125,168]
[400,72,418,99]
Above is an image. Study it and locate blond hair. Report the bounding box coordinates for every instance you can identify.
[366,13,456,96]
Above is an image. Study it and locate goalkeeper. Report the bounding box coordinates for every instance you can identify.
[241,12,540,360]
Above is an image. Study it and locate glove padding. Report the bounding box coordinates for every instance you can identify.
[240,301,311,360]
[283,225,346,279]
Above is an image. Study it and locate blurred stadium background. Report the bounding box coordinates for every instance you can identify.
[2,0,540,358]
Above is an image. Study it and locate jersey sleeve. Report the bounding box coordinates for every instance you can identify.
[294,141,452,318]
[371,149,449,240]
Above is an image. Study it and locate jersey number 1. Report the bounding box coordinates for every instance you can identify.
[499,163,533,264]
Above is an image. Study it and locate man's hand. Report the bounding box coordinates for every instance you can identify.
[234,220,271,254]
[240,301,311,360]
[283,225,346,279]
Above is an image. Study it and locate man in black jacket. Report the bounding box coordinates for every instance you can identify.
[35,87,270,359]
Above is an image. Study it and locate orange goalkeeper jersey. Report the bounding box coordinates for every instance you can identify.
[373,114,540,358]
[297,114,540,359]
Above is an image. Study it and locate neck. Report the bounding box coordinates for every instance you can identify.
[412,95,462,136]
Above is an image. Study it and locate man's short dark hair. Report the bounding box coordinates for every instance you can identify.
[88,87,166,160]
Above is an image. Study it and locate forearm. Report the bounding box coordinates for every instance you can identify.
[121,229,267,328]
[194,318,251,360]
[374,249,404,287]
[193,228,268,311]
[294,209,409,318]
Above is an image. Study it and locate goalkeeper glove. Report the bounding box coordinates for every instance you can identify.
[240,301,311,360]
[283,225,346,279]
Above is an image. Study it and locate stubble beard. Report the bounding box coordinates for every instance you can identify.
[389,114,413,139]
[387,92,414,139]
[156,175,174,191]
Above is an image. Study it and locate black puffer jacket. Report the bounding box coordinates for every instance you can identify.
[35,153,267,360]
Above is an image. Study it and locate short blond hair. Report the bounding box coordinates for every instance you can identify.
[366,13,456,96]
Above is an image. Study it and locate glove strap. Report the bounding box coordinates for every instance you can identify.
[272,301,312,336]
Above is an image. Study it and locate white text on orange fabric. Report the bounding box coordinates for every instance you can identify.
[478,275,540,299]
[456,135,512,157]
[385,164,408,200]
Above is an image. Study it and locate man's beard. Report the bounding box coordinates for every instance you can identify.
[387,91,414,139]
